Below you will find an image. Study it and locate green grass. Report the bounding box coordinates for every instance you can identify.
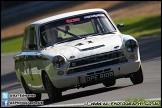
[114,15,161,38]
[1,15,161,53]
[1,35,23,53]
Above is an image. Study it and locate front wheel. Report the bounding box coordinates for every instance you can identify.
[130,66,144,85]
[44,74,62,102]
[21,78,41,101]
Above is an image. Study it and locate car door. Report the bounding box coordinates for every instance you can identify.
[21,26,33,88]
[23,25,42,90]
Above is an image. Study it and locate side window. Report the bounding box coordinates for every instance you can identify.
[22,26,37,51]
[22,29,30,51]
[30,28,37,44]
[29,27,37,50]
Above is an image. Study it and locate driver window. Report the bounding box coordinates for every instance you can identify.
[22,29,30,51]
[47,28,58,45]
[30,28,37,44]
[23,26,37,51]
[41,28,58,46]
[29,27,37,50]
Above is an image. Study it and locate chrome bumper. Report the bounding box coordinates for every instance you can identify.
[51,60,141,88]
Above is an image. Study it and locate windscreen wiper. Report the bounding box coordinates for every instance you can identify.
[92,33,105,36]
[56,27,82,39]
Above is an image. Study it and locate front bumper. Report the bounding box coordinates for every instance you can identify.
[51,60,141,88]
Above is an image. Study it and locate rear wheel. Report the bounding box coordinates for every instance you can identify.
[102,79,116,87]
[44,74,62,102]
[21,77,41,101]
[130,66,144,85]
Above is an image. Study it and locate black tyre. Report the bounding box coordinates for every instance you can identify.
[21,78,41,101]
[130,66,144,85]
[44,74,62,102]
[102,79,116,87]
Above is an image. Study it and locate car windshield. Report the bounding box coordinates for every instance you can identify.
[39,12,116,47]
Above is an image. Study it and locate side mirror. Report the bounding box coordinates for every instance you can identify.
[28,43,37,50]
[117,23,124,29]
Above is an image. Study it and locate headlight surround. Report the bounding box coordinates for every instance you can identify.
[125,39,138,52]
[52,55,65,69]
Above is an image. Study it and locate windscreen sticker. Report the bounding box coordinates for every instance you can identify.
[66,18,80,23]
[84,14,105,19]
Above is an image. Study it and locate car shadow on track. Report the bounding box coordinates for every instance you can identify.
[10,84,133,107]
[1,71,23,92]
[1,83,21,92]
[41,84,133,106]
[1,71,18,86]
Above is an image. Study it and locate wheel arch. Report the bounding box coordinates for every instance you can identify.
[41,70,48,90]
[20,75,26,87]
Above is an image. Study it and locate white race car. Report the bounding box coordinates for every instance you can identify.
[13,8,143,102]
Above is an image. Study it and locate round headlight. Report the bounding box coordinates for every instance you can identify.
[125,39,138,52]
[52,55,65,68]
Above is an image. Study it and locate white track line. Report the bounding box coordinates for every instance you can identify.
[145,98,161,100]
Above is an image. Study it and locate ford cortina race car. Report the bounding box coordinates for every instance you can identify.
[13,8,143,102]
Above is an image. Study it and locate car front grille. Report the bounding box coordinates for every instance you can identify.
[67,50,128,75]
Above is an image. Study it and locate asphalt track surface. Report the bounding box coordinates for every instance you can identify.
[1,35,161,107]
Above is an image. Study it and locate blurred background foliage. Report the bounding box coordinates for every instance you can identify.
[1,1,161,53]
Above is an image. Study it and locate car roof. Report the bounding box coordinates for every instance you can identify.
[30,8,107,25]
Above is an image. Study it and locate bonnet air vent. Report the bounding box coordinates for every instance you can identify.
[75,43,83,46]
[81,44,105,51]
[87,40,93,43]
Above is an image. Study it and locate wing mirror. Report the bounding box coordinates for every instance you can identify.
[28,43,37,50]
[117,23,124,29]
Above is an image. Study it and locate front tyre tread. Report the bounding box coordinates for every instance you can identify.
[130,66,144,85]
[21,78,42,101]
[44,74,62,102]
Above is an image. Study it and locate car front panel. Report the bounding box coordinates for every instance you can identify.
[51,59,141,88]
